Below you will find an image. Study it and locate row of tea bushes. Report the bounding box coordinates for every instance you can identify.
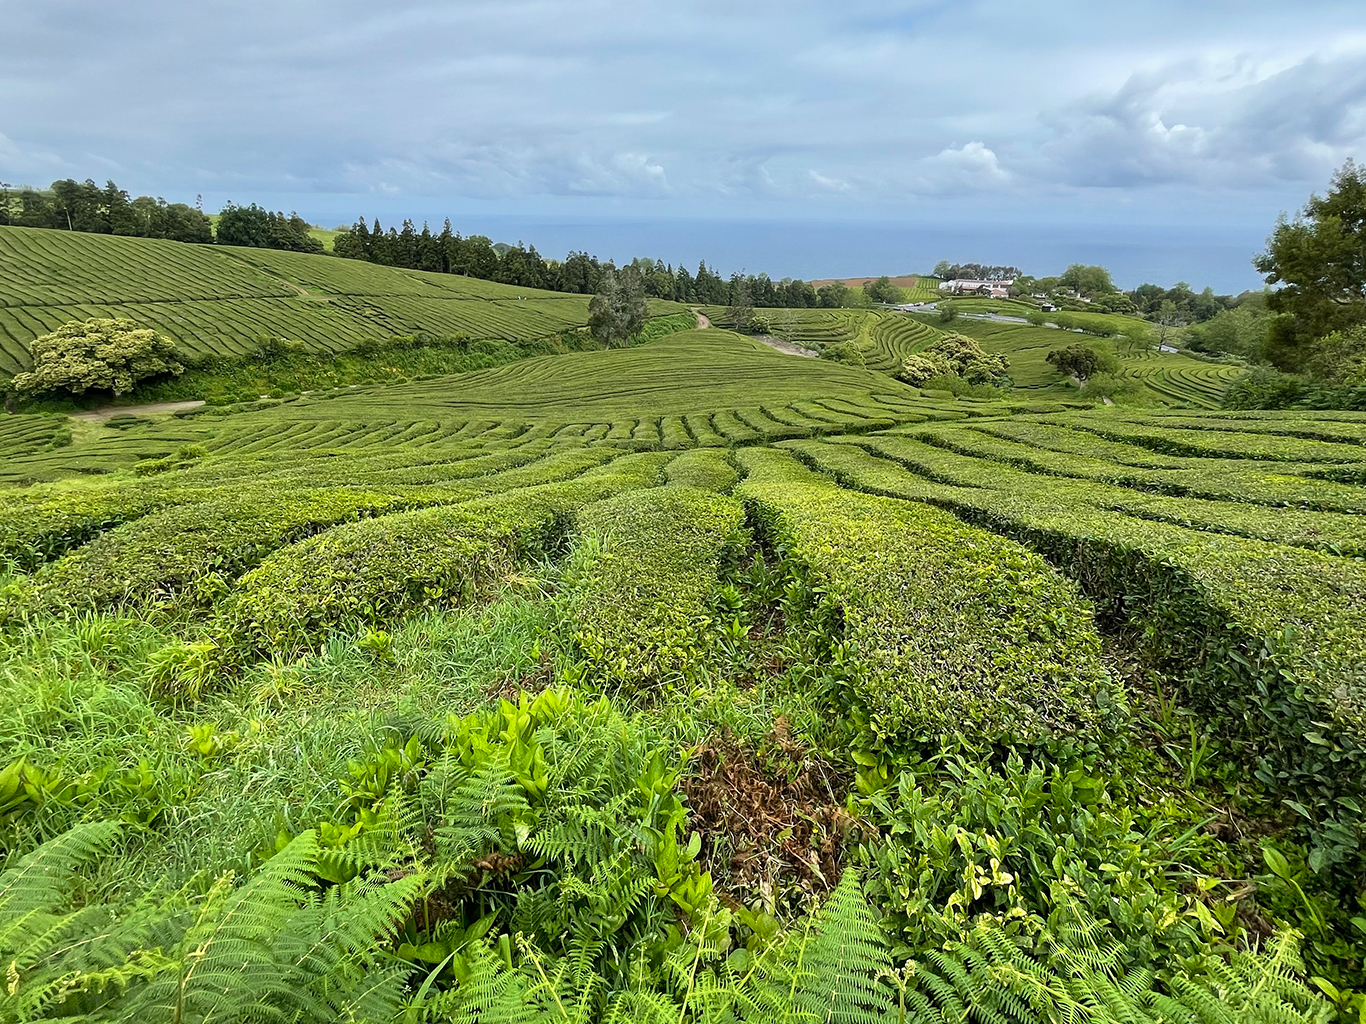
[850,434,1366,555]
[732,448,1118,755]
[221,453,677,655]
[786,437,1366,880]
[565,486,748,688]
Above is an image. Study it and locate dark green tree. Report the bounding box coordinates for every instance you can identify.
[588,267,649,347]
[1255,159,1366,369]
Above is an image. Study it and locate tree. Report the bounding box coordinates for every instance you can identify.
[1059,264,1116,297]
[863,275,902,304]
[588,268,648,347]
[1046,344,1119,382]
[897,332,1009,387]
[215,202,272,247]
[1154,299,1189,347]
[816,281,851,308]
[9,318,183,397]
[938,300,958,323]
[727,275,753,329]
[1254,159,1366,370]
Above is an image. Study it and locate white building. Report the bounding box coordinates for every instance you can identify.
[939,278,1013,298]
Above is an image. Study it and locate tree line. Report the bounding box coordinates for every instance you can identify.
[329,216,839,307]
[0,178,213,243]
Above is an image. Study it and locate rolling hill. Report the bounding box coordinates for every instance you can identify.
[0,225,687,373]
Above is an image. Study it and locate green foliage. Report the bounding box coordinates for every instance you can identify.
[563,487,748,689]
[734,449,1118,752]
[589,268,650,348]
[131,443,207,476]
[11,318,183,397]
[1046,343,1120,382]
[902,910,1332,1024]
[0,825,422,1022]
[854,751,1218,964]
[1255,159,1366,370]
[897,332,1010,388]
[222,453,672,655]
[11,486,417,616]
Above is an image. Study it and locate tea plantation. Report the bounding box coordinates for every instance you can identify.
[1,322,1362,1021]
[0,225,687,373]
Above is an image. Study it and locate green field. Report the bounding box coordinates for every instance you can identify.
[0,226,687,373]
[0,261,1360,1017]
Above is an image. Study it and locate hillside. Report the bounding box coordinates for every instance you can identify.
[1,323,1360,1016]
[704,304,1244,406]
[0,225,686,373]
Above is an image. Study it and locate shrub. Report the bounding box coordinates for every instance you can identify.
[733,449,1119,753]
[221,453,675,653]
[1046,343,1119,382]
[11,319,183,397]
[663,448,739,492]
[897,333,1010,388]
[565,487,748,688]
[15,487,416,615]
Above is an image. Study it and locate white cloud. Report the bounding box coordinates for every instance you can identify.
[1035,50,1366,189]
[910,142,1012,193]
[808,169,852,192]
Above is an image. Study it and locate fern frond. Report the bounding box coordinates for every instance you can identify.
[0,821,122,948]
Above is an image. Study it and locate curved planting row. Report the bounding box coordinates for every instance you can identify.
[781,433,1366,878]
[220,453,675,655]
[733,447,1116,751]
[861,314,940,372]
[564,485,748,687]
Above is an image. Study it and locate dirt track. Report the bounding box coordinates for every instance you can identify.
[70,399,206,421]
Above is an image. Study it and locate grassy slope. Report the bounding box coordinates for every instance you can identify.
[0,225,687,373]
[0,323,1362,1011]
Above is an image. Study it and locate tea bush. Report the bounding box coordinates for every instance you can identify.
[734,449,1118,752]
[565,486,748,688]
[222,453,675,654]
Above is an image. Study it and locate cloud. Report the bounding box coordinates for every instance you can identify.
[1,0,1364,228]
[808,169,852,193]
[909,142,1012,193]
[1036,50,1366,189]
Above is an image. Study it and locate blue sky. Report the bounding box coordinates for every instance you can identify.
[3,0,1365,288]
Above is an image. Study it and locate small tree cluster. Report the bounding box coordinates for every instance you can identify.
[1046,344,1120,382]
[588,268,649,348]
[897,332,1010,387]
[216,203,323,253]
[9,318,183,398]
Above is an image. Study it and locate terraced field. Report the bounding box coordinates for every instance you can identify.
[0,321,1361,1020]
[0,226,687,372]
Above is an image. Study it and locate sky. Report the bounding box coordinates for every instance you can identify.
[3,0,1366,290]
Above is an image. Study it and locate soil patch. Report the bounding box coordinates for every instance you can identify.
[683,721,858,913]
[751,334,819,359]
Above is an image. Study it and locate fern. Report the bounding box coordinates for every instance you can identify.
[0,828,423,1023]
[902,910,1334,1024]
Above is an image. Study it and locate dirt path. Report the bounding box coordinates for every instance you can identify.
[694,309,712,329]
[71,399,206,422]
[751,334,819,359]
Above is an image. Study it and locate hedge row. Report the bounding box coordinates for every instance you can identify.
[784,438,1366,879]
[0,483,182,570]
[5,487,424,616]
[219,452,677,654]
[662,448,739,493]
[565,486,748,687]
[859,434,1366,556]
[1042,416,1366,464]
[731,448,1117,752]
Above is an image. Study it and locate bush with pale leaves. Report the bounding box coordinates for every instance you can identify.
[11,318,183,397]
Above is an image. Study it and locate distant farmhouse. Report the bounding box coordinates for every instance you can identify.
[939,278,1013,298]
